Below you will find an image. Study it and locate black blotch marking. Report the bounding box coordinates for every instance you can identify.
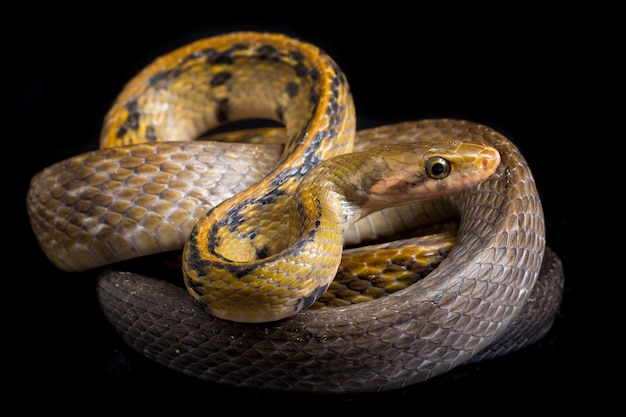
[299,218,323,250]
[222,189,286,234]
[148,68,183,87]
[183,226,211,287]
[182,43,250,66]
[126,100,140,129]
[294,62,309,78]
[308,90,321,108]
[215,98,229,122]
[275,105,285,121]
[291,198,329,311]
[205,48,235,65]
[286,82,299,98]
[116,98,140,139]
[185,210,258,277]
[297,283,330,311]
[260,188,286,205]
[209,51,235,65]
[145,125,157,142]
[211,71,232,86]
[294,197,323,245]
[184,277,204,295]
[223,203,247,231]
[300,130,326,171]
[288,50,304,62]
[256,45,280,61]
[268,168,301,189]
[255,246,269,259]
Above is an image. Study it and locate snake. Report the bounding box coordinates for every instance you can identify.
[26,32,564,393]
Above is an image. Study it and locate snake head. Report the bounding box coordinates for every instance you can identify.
[360,140,501,212]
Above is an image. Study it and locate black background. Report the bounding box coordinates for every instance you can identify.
[6,2,612,411]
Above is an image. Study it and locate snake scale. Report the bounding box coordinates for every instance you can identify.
[26,32,564,393]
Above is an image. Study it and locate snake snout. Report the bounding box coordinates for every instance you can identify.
[475,146,501,171]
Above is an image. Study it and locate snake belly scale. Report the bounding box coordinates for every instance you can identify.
[26,32,564,393]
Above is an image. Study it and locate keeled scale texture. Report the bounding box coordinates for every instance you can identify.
[97,119,564,392]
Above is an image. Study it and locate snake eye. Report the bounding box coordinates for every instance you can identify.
[425,157,451,179]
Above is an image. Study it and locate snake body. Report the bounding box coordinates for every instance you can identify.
[26,32,564,393]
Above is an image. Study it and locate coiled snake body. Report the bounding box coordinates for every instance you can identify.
[26,32,564,393]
